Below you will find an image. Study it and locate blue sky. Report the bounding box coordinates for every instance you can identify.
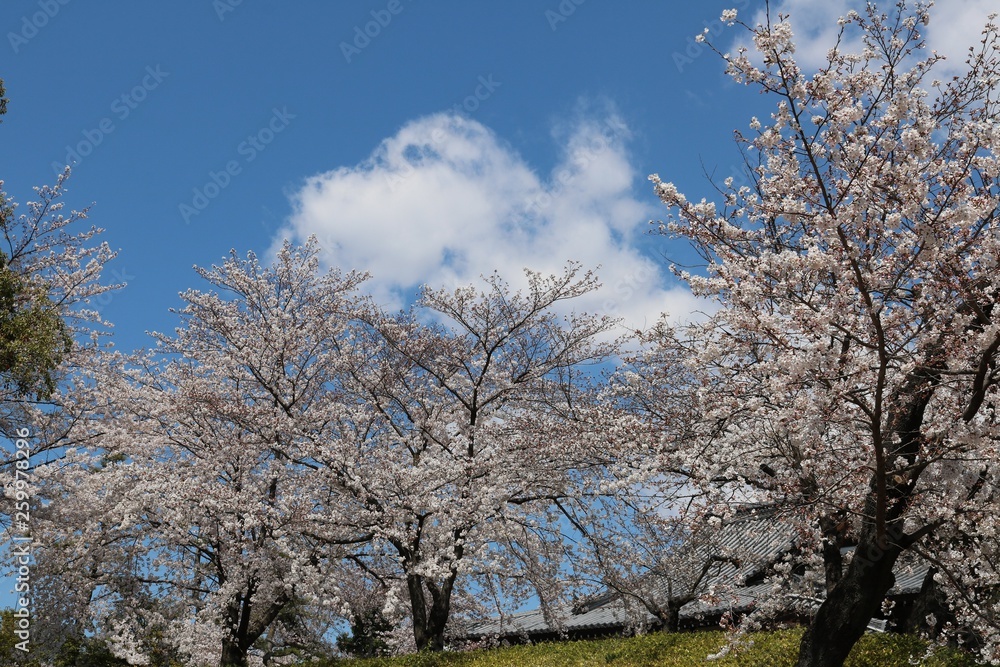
[1,0,780,353]
[3,1,994,351]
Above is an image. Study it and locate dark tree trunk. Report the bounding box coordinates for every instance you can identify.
[898,567,957,638]
[220,640,249,667]
[796,352,941,666]
[218,588,289,667]
[407,572,456,652]
[657,602,682,633]
[818,513,848,593]
[796,526,903,667]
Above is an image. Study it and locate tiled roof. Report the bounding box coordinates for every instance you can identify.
[646,505,800,598]
[463,508,931,639]
[889,558,928,596]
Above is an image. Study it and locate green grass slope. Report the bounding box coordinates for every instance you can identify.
[312,629,985,667]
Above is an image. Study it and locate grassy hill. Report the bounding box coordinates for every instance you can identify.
[312,628,985,667]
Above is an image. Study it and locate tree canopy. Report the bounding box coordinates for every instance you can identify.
[642,3,1000,665]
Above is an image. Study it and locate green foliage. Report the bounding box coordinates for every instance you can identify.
[0,609,129,666]
[0,610,184,667]
[337,609,394,659]
[0,609,40,666]
[47,635,130,667]
[846,633,982,667]
[302,629,985,667]
[0,253,73,400]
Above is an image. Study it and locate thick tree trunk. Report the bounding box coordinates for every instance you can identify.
[657,603,682,633]
[796,357,938,666]
[407,573,455,651]
[218,589,288,667]
[796,529,903,667]
[219,640,249,667]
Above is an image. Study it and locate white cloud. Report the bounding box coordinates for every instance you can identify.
[275,111,702,329]
[924,0,997,70]
[739,0,995,74]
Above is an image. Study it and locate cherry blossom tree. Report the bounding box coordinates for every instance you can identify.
[1,93,119,584]
[29,241,368,667]
[646,3,1000,665]
[321,263,623,651]
[566,343,783,636]
[0,170,118,431]
[30,240,624,661]
[0,168,118,660]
